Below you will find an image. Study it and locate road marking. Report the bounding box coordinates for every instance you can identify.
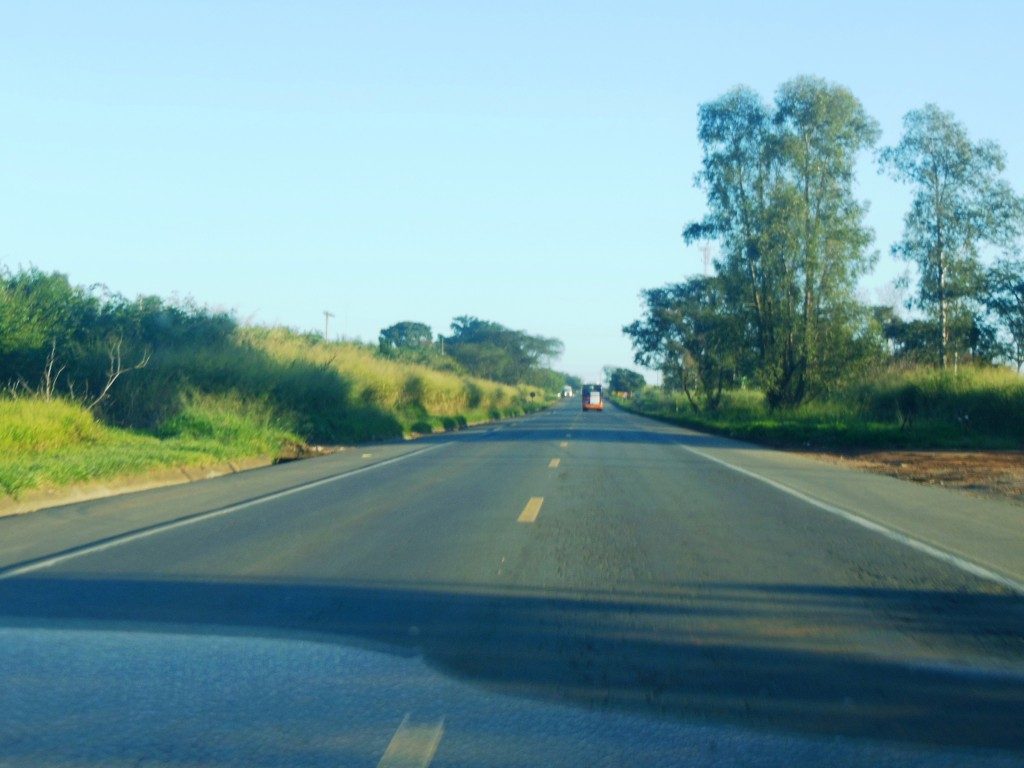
[548,458,560,468]
[676,442,1024,595]
[377,714,444,768]
[362,453,373,458]
[518,497,544,523]
[559,441,568,448]
[0,443,451,580]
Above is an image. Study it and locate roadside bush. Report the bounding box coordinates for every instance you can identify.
[0,398,105,454]
[622,365,1024,449]
[156,392,296,452]
[2,266,552,465]
[849,366,1024,438]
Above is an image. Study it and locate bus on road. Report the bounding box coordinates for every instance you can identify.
[581,384,603,411]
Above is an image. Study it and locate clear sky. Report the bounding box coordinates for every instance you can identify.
[3,1,1023,382]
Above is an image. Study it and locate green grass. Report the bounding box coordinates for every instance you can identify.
[0,397,300,498]
[620,366,1024,451]
[234,327,547,437]
[1,326,554,499]
[85,326,546,443]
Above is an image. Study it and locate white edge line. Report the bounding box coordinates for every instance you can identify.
[0,442,451,580]
[678,443,1024,595]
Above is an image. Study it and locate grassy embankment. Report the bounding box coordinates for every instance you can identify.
[0,396,296,499]
[1,327,547,500]
[618,366,1024,451]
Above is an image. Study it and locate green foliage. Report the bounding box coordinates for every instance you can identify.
[0,267,100,357]
[233,326,543,440]
[624,276,747,411]
[0,396,299,498]
[375,315,567,390]
[561,372,583,390]
[877,311,939,364]
[378,321,435,358]
[986,258,1024,370]
[0,266,236,419]
[848,366,1024,439]
[622,365,1024,450]
[442,315,564,385]
[0,267,555,498]
[640,81,1024,413]
[0,397,105,454]
[155,392,297,451]
[604,367,646,394]
[683,77,880,407]
[520,366,568,391]
[879,104,1024,368]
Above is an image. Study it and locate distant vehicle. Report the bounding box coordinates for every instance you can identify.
[581,383,603,411]
[562,385,573,398]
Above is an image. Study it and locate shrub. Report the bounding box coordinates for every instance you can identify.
[623,365,1024,449]
[0,398,104,454]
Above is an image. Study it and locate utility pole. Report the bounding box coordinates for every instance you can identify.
[701,243,712,276]
[323,310,335,340]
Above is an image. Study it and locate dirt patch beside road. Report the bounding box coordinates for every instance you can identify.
[801,449,1024,505]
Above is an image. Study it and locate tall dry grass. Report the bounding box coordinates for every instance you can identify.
[238,327,533,431]
[624,365,1024,449]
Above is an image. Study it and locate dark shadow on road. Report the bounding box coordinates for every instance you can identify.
[1,576,1022,750]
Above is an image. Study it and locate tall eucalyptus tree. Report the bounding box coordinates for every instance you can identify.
[684,77,879,406]
[879,104,1024,368]
[986,258,1024,371]
[774,77,879,401]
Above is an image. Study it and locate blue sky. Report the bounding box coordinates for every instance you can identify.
[3,1,1023,381]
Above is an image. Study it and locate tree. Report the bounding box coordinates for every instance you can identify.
[774,77,880,400]
[0,266,100,358]
[879,104,1024,368]
[683,87,774,351]
[561,372,583,390]
[987,258,1024,370]
[684,77,879,406]
[878,312,938,364]
[521,367,567,392]
[443,316,563,384]
[624,276,746,411]
[378,321,434,355]
[605,367,646,394]
[0,265,233,423]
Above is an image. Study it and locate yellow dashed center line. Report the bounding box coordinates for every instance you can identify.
[377,714,444,768]
[548,458,560,468]
[518,497,544,523]
[559,441,569,448]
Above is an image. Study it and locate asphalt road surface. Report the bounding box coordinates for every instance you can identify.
[2,400,1022,767]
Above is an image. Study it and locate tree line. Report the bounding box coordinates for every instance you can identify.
[1,266,233,419]
[378,316,572,391]
[0,266,571,442]
[625,76,1024,411]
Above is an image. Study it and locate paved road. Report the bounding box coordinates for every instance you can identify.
[1,401,1023,766]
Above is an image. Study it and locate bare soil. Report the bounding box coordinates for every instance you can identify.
[801,449,1024,505]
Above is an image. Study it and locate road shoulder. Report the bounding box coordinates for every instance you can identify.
[628,410,1024,589]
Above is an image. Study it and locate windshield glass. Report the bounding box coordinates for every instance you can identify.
[2,3,1023,766]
